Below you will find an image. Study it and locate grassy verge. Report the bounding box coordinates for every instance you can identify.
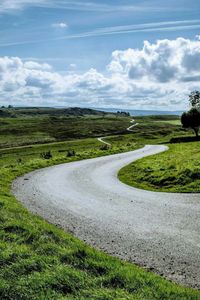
[1,133,200,299]
[119,141,200,193]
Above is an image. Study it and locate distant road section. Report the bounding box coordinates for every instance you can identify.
[127,119,139,132]
[97,137,111,146]
[12,145,200,289]
[98,119,138,145]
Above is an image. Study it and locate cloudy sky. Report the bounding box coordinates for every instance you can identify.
[0,0,200,110]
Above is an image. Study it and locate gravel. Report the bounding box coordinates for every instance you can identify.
[12,145,200,289]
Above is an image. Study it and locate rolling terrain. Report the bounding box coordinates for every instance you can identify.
[0,109,199,299]
[13,145,200,289]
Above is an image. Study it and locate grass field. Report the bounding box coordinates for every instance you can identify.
[1,111,200,299]
[0,115,131,148]
[118,114,200,193]
[158,120,181,125]
[119,137,200,193]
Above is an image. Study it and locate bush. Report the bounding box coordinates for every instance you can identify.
[100,144,110,151]
[66,150,76,157]
[40,151,52,160]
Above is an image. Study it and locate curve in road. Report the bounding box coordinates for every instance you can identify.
[97,137,111,146]
[12,145,200,289]
[98,119,138,146]
[127,119,139,132]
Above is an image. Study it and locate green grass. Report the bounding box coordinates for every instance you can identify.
[0,115,131,148]
[1,114,200,298]
[1,137,200,299]
[158,120,181,125]
[119,141,200,193]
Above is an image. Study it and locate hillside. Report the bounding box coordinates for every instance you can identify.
[0,107,115,118]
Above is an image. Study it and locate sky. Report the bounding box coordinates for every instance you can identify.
[0,0,200,110]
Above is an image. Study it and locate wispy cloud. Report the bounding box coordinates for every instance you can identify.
[52,22,68,29]
[36,1,178,13]
[0,20,200,48]
[65,20,200,39]
[0,0,189,14]
[0,0,47,13]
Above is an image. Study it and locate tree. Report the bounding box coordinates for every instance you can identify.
[181,108,200,137]
[189,91,200,108]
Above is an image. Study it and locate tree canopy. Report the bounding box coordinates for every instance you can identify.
[181,91,200,137]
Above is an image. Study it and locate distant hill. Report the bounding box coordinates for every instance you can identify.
[96,108,183,116]
[0,107,114,118]
[0,106,182,118]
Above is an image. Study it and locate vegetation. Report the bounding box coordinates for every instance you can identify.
[119,102,200,193]
[119,142,200,193]
[0,111,131,149]
[40,151,53,160]
[181,108,200,137]
[181,91,200,137]
[0,111,199,298]
[0,107,115,118]
[119,92,200,193]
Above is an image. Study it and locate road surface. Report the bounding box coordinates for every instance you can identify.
[98,119,138,145]
[12,145,200,289]
[97,137,111,146]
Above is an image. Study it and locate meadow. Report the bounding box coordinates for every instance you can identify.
[119,142,200,193]
[0,114,130,148]
[119,116,200,193]
[0,109,199,299]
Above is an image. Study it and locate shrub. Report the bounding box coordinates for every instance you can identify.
[100,144,110,151]
[40,151,52,160]
[66,150,76,157]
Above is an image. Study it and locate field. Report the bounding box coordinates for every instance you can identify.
[158,120,181,125]
[119,142,200,193]
[118,116,200,193]
[0,114,130,149]
[0,109,199,299]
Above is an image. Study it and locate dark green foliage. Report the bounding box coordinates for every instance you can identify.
[40,151,52,159]
[181,108,200,137]
[100,144,110,150]
[170,136,200,143]
[66,150,76,157]
[181,91,200,137]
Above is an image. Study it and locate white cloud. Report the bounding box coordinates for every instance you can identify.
[52,22,68,29]
[0,37,200,109]
[0,0,48,13]
[24,61,52,70]
[69,64,77,69]
[108,37,200,83]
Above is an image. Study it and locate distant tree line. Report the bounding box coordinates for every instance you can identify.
[181,91,200,137]
[117,111,130,117]
[1,105,13,109]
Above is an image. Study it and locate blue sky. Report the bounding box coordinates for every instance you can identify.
[0,0,200,109]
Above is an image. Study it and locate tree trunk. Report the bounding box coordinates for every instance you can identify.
[193,127,199,138]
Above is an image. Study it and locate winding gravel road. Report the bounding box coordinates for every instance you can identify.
[12,145,200,289]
